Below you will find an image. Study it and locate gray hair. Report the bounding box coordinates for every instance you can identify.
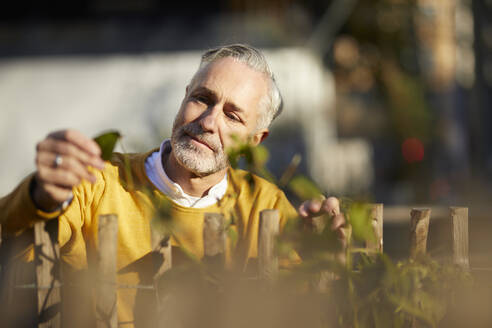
[195,44,283,130]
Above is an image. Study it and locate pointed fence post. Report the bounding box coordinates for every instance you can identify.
[409,208,430,328]
[96,214,118,328]
[450,207,469,270]
[409,208,431,260]
[0,229,37,326]
[34,220,62,328]
[151,229,172,280]
[258,210,280,282]
[203,213,226,267]
[366,204,383,254]
[151,228,172,312]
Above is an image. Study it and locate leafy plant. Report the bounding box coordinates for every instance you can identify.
[224,137,471,328]
[93,130,121,161]
[225,136,322,202]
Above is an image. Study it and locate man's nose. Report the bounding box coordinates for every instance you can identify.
[199,105,220,133]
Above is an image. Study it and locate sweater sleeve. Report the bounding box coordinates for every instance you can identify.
[272,189,299,231]
[0,171,101,268]
[0,174,65,237]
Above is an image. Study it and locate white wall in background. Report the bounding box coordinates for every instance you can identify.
[0,48,372,196]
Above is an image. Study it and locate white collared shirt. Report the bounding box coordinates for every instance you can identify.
[144,139,228,208]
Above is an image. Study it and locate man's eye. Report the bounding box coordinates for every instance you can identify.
[194,95,209,104]
[225,112,240,122]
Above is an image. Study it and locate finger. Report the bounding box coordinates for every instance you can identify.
[322,197,340,216]
[298,203,309,218]
[307,199,322,215]
[331,213,346,231]
[42,183,74,204]
[49,129,101,156]
[37,152,97,183]
[37,138,105,170]
[338,228,346,239]
[337,227,349,247]
[37,166,82,188]
[298,201,312,218]
[298,199,322,218]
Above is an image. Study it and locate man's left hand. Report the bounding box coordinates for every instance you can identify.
[298,196,347,243]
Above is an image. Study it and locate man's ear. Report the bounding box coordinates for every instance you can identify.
[251,129,269,146]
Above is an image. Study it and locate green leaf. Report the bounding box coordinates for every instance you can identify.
[251,144,269,168]
[347,203,375,243]
[93,130,121,161]
[287,175,322,200]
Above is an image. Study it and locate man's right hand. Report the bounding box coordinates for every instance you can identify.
[33,129,105,212]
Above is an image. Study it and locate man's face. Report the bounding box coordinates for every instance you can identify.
[171,57,270,176]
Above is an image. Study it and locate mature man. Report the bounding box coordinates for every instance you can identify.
[0,44,344,326]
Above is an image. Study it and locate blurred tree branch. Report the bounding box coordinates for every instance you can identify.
[307,0,359,56]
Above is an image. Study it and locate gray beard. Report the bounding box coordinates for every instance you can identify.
[170,121,228,176]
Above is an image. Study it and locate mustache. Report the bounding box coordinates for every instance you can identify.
[179,123,222,152]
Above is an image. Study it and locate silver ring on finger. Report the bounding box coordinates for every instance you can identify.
[53,154,63,168]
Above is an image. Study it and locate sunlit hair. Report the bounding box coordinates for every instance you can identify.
[193,44,283,130]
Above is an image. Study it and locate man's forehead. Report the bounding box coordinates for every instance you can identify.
[195,58,267,85]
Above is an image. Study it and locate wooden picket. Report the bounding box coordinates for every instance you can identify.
[258,209,280,281]
[151,224,172,313]
[366,203,383,254]
[95,214,118,328]
[450,207,469,270]
[203,213,226,259]
[34,220,62,328]
[202,212,227,272]
[409,208,431,259]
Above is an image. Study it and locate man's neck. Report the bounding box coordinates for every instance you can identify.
[163,151,227,198]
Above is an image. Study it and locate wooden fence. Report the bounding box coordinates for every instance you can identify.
[0,205,470,327]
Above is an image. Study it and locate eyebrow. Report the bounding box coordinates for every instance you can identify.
[192,86,218,102]
[193,86,245,114]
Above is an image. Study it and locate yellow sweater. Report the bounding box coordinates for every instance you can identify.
[0,150,298,326]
